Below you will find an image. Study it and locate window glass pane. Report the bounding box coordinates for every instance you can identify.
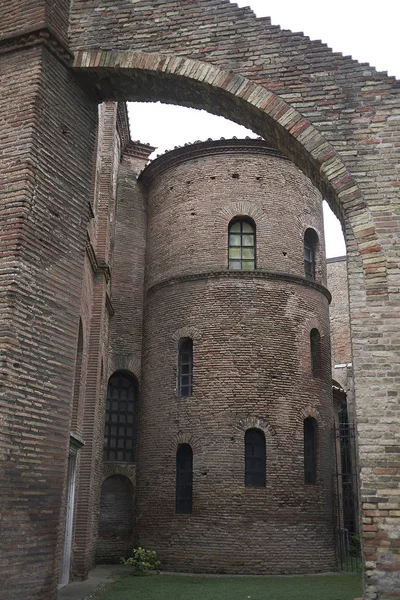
[242,235,254,247]
[242,260,254,271]
[229,260,242,270]
[229,234,241,246]
[242,247,254,259]
[229,247,241,259]
[230,222,241,232]
[242,222,253,233]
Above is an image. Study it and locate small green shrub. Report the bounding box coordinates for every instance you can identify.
[121,547,161,575]
[349,535,361,557]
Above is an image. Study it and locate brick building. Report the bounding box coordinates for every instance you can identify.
[1,3,399,599]
[53,103,345,582]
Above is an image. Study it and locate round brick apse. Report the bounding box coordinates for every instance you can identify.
[136,140,336,574]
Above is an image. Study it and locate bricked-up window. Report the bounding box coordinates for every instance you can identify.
[98,475,133,539]
[176,444,193,514]
[310,328,322,378]
[304,417,318,484]
[245,428,266,487]
[228,218,256,270]
[104,372,138,462]
[304,228,319,280]
[178,338,193,397]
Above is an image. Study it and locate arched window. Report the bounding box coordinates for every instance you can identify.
[104,372,138,462]
[178,338,193,397]
[310,328,321,378]
[228,217,256,270]
[304,418,318,484]
[245,428,266,487]
[176,444,193,514]
[304,228,318,280]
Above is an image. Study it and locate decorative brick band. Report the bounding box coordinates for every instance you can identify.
[139,138,287,185]
[146,269,332,302]
[0,24,72,65]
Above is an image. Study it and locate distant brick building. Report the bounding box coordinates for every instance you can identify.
[53,103,350,582]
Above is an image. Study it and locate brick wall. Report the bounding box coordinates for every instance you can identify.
[0,43,97,599]
[327,257,352,392]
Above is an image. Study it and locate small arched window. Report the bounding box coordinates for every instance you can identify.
[310,328,321,378]
[104,372,138,462]
[229,217,256,270]
[245,428,266,487]
[304,417,318,484]
[178,338,193,397]
[176,444,193,514]
[304,228,319,280]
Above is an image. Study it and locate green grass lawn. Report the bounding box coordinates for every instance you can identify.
[97,573,362,600]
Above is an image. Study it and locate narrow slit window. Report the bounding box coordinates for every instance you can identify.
[245,428,266,487]
[178,338,193,397]
[304,228,318,280]
[304,417,318,484]
[176,444,193,514]
[229,218,256,270]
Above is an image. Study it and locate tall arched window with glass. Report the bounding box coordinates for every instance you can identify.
[178,338,193,397]
[228,218,256,270]
[104,372,138,462]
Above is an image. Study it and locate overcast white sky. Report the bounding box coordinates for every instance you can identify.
[128,0,399,258]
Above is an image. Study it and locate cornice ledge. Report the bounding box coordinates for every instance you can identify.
[106,293,115,317]
[147,269,331,302]
[0,24,72,65]
[138,139,286,187]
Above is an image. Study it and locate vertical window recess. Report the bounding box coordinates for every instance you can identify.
[304,417,318,484]
[176,444,193,514]
[229,218,256,270]
[245,428,266,487]
[310,328,322,378]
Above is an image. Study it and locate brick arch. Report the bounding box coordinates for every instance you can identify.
[102,463,135,486]
[217,202,268,229]
[73,50,386,297]
[235,417,279,464]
